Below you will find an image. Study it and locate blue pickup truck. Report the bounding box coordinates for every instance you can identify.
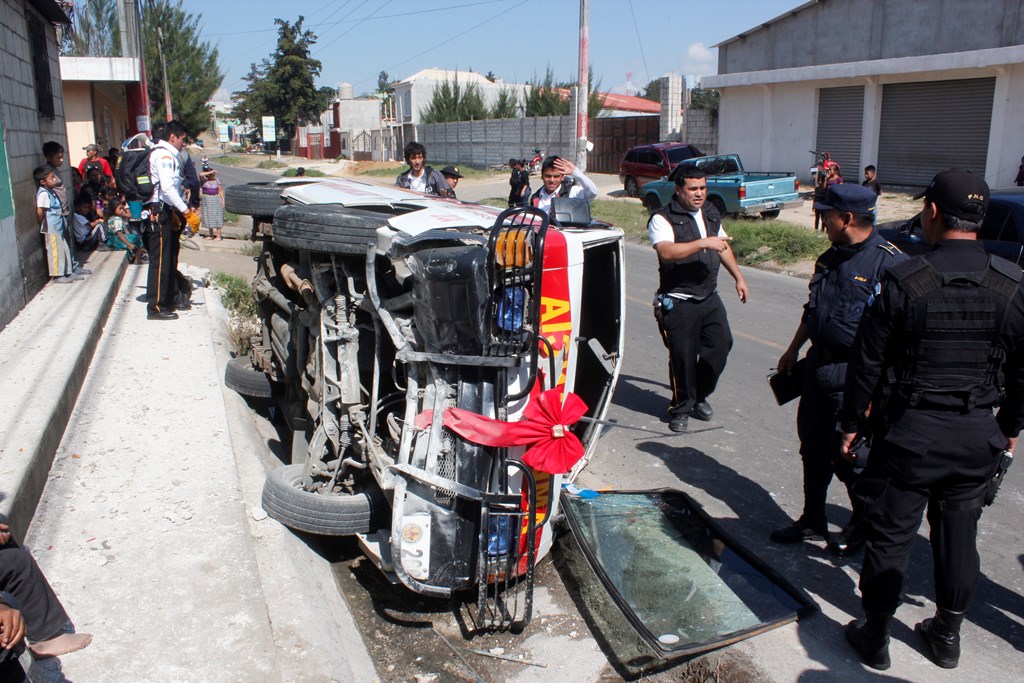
[641,154,802,219]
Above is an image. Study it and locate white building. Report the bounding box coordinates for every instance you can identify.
[393,68,528,125]
[704,0,1024,188]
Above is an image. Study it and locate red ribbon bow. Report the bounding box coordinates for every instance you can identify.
[414,386,588,475]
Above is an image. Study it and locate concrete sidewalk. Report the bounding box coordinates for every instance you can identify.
[9,261,375,681]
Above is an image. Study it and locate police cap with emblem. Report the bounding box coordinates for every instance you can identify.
[813,183,877,215]
[913,169,989,222]
[440,165,463,179]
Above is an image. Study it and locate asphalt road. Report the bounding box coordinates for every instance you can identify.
[212,160,1024,680]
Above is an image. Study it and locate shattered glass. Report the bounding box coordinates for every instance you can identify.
[563,490,813,656]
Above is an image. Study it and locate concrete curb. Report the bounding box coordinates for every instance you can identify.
[0,251,128,538]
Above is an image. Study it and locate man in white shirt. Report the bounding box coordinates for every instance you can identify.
[648,166,749,433]
[529,156,599,215]
[146,120,197,320]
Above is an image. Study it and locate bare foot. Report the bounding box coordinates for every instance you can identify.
[29,632,92,658]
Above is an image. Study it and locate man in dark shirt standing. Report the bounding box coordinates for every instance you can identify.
[770,184,905,552]
[648,166,749,433]
[862,165,882,196]
[840,170,1024,671]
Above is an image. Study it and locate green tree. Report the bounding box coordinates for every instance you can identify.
[524,68,568,117]
[420,77,487,123]
[524,66,604,118]
[143,0,222,137]
[489,86,519,119]
[642,78,661,103]
[230,18,334,145]
[65,0,119,57]
[484,70,497,83]
[689,86,720,111]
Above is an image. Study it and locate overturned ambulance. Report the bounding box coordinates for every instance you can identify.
[224,178,625,628]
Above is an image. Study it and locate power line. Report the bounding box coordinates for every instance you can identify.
[316,0,394,55]
[200,0,505,38]
[364,0,529,88]
[628,0,650,86]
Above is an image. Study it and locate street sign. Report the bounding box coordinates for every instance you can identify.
[261,116,276,143]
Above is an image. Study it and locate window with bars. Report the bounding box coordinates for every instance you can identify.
[27,13,55,119]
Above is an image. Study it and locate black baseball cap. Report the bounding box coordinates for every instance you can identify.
[440,165,463,178]
[813,183,877,215]
[913,169,989,221]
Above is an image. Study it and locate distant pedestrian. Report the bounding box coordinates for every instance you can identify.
[1015,156,1024,187]
[813,173,827,232]
[862,165,882,196]
[395,142,451,197]
[440,165,463,199]
[508,158,530,208]
[34,165,77,284]
[77,143,113,179]
[825,161,844,187]
[200,169,225,240]
[106,146,120,173]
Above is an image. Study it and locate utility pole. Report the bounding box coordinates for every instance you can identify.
[575,0,589,171]
[157,27,172,121]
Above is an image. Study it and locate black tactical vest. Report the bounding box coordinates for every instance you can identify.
[891,255,1021,410]
[656,198,722,300]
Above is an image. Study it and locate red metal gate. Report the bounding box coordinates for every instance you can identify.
[588,116,660,174]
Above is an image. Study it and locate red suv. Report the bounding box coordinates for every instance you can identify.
[619,142,704,197]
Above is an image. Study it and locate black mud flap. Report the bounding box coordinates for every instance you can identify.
[561,489,817,659]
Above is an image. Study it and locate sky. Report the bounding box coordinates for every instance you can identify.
[181,0,803,103]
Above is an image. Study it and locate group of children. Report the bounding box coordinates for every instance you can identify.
[34,141,149,285]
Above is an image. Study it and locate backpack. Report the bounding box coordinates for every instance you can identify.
[116,133,155,202]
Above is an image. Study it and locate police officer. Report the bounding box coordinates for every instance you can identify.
[146,120,196,320]
[770,184,906,553]
[840,170,1024,671]
[649,166,749,433]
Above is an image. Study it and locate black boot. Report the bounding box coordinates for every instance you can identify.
[916,607,965,669]
[845,611,893,670]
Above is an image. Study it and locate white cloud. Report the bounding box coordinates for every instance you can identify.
[679,42,716,76]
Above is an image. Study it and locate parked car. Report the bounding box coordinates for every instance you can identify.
[222,178,625,628]
[641,154,802,219]
[879,187,1024,264]
[619,142,703,197]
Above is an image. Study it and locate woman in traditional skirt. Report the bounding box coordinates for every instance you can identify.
[200,170,224,240]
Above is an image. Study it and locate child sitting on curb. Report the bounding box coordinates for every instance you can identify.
[72,196,106,252]
[104,196,145,263]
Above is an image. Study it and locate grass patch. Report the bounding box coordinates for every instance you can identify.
[725,220,826,265]
[213,272,257,317]
[223,210,240,224]
[257,159,288,170]
[214,155,251,167]
[213,272,259,354]
[282,167,327,177]
[240,241,262,257]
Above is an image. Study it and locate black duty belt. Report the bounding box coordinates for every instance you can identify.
[813,345,849,365]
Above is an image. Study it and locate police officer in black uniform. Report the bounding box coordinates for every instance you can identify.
[770,184,906,552]
[840,170,1024,671]
[648,166,749,433]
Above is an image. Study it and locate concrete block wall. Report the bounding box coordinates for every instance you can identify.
[0,0,69,331]
[684,109,718,156]
[417,116,575,168]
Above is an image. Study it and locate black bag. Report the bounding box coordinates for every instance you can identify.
[116,133,155,203]
[767,359,805,405]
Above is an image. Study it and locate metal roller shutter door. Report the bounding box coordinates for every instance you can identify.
[815,86,864,178]
[878,78,995,187]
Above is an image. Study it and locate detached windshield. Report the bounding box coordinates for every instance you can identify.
[564,491,811,656]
